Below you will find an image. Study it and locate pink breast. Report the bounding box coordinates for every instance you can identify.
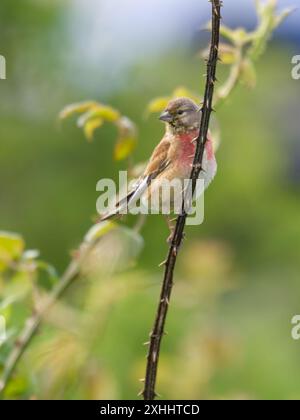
[178,131,214,165]
[178,132,197,164]
[205,137,214,160]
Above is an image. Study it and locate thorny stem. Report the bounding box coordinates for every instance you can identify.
[142,0,221,401]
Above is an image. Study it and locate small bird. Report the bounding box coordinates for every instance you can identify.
[100,97,217,224]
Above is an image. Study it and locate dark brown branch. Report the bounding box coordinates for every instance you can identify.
[142,0,221,401]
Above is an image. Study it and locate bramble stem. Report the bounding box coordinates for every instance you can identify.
[142,0,222,401]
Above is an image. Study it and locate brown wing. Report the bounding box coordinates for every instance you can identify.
[99,137,171,222]
[144,137,171,178]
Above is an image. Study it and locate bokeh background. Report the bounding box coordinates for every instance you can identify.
[1,0,300,400]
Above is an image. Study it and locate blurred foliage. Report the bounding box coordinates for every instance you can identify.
[0,231,57,300]
[0,231,58,396]
[60,101,138,160]
[0,0,300,401]
[148,0,293,110]
[146,86,201,114]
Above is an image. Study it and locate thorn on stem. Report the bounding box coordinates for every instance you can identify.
[193,163,203,171]
[161,297,170,305]
[158,260,167,268]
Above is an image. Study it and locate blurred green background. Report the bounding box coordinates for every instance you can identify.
[1,0,300,400]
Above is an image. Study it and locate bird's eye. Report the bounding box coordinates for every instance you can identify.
[178,110,185,115]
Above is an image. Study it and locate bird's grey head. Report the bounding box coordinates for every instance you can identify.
[159,97,201,134]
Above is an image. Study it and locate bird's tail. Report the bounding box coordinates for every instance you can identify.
[97,176,149,223]
[98,212,118,223]
[97,191,135,223]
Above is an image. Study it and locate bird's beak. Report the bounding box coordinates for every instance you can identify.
[159,111,173,123]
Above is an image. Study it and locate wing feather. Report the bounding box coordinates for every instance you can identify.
[100,137,171,221]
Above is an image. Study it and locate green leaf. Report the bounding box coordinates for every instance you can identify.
[0,296,19,324]
[240,58,257,89]
[117,225,144,264]
[274,7,295,28]
[83,118,104,142]
[114,116,138,160]
[219,25,252,46]
[249,1,294,61]
[114,136,137,161]
[94,105,120,122]
[218,44,239,65]
[36,261,59,287]
[76,105,120,142]
[219,25,237,43]
[59,101,98,120]
[172,87,200,103]
[0,232,25,271]
[78,105,120,126]
[60,100,137,160]
[147,87,200,115]
[2,375,29,398]
[0,296,19,311]
[147,97,170,114]
[84,221,117,244]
